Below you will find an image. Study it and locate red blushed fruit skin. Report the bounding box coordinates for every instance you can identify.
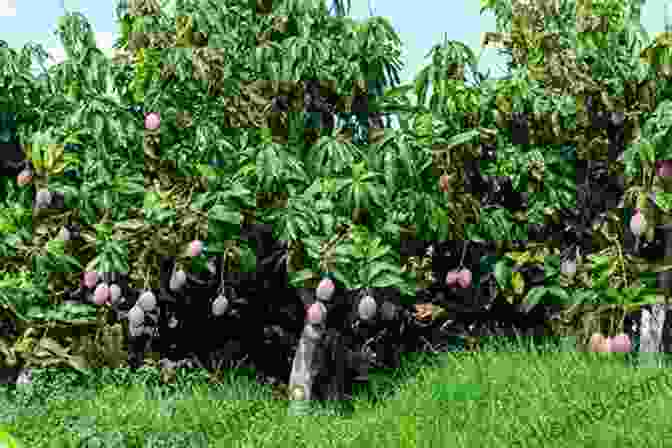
[589,333,610,352]
[316,278,335,301]
[83,271,98,289]
[145,112,161,130]
[439,175,450,193]
[656,160,672,177]
[589,333,604,352]
[609,333,631,353]
[630,211,645,237]
[306,302,324,323]
[93,284,110,306]
[188,240,203,257]
[17,171,32,186]
[456,269,472,288]
[445,271,459,286]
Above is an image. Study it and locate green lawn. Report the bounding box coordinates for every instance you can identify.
[1,335,671,447]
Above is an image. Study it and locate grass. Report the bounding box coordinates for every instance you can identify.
[1,335,671,447]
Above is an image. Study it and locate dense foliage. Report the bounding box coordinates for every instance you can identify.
[1,0,672,412]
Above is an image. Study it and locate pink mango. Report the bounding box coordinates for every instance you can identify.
[609,333,631,353]
[656,160,672,177]
[145,112,161,130]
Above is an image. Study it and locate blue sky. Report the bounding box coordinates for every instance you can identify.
[5,0,510,83]
[0,0,670,100]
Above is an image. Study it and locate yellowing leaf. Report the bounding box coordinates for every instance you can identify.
[495,94,512,114]
[504,291,516,305]
[39,337,70,357]
[38,357,63,367]
[66,354,88,372]
[14,336,37,354]
[636,191,648,211]
[31,158,46,173]
[506,251,531,265]
[431,304,449,321]
[113,219,146,232]
[0,337,17,367]
[0,429,20,448]
[646,223,655,243]
[49,157,65,175]
[45,143,65,172]
[511,271,525,295]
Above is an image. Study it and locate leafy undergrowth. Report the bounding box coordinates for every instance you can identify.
[1,336,671,447]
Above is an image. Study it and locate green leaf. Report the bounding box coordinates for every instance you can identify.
[320,214,334,234]
[370,272,406,290]
[366,261,401,285]
[494,259,512,290]
[368,244,391,263]
[45,238,65,256]
[604,287,623,303]
[26,305,48,319]
[331,269,349,289]
[60,254,83,271]
[209,205,241,226]
[61,302,95,316]
[110,256,129,275]
[653,191,672,212]
[545,286,570,303]
[587,254,610,268]
[443,129,480,150]
[519,287,547,313]
[568,289,590,306]
[593,268,612,290]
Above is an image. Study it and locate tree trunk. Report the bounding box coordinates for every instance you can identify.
[639,304,667,368]
[643,224,672,367]
[287,322,325,415]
